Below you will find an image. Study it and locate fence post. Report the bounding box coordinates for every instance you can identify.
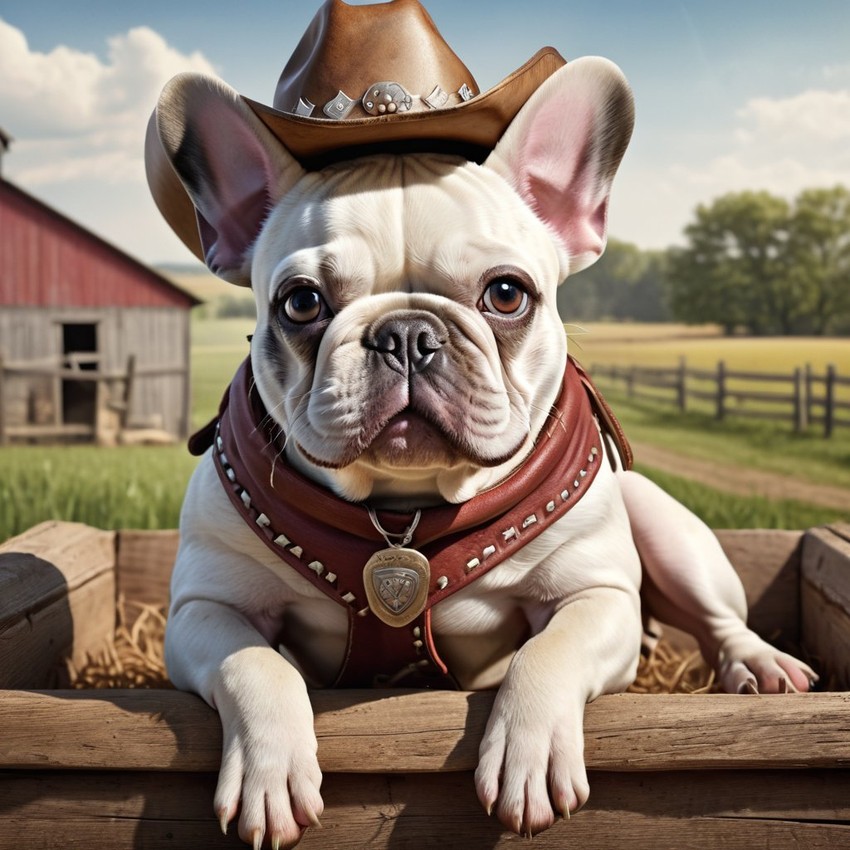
[716,360,726,421]
[804,363,814,425]
[793,367,807,433]
[677,356,687,412]
[824,364,836,438]
[627,366,635,399]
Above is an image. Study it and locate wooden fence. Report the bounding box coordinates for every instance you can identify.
[591,359,850,437]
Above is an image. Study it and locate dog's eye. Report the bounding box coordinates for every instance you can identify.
[283,287,324,324]
[482,279,529,317]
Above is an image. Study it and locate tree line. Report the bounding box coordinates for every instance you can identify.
[559,185,850,335]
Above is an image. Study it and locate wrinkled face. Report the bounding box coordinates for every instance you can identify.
[250,154,568,505]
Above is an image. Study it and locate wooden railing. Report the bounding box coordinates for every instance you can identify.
[591,359,850,436]
[0,354,185,444]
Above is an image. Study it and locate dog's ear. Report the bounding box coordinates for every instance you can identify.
[485,57,634,276]
[153,73,306,285]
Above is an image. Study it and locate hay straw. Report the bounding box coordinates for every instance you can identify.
[72,599,716,694]
[72,595,173,690]
[628,641,717,694]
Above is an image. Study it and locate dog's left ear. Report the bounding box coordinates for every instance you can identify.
[485,56,634,276]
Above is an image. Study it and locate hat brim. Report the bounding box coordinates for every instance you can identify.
[146,47,566,264]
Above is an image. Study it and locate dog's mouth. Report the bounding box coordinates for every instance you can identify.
[364,409,456,465]
[294,399,524,472]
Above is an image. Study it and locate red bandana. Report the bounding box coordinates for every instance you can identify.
[190,357,630,688]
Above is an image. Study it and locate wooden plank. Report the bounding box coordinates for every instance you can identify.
[802,525,850,688]
[115,529,179,606]
[0,522,116,687]
[715,529,802,645]
[2,689,850,774]
[0,769,849,850]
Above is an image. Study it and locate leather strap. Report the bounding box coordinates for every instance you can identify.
[193,356,630,687]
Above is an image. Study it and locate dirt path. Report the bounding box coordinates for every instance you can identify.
[631,441,850,513]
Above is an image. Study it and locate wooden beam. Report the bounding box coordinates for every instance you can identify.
[1,768,849,850]
[802,524,850,689]
[2,689,849,774]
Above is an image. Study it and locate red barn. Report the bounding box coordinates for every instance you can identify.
[0,173,199,444]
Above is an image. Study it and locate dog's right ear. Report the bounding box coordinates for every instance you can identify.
[151,73,305,286]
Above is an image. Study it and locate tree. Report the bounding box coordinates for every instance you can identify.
[786,186,850,334]
[559,238,669,323]
[666,186,850,335]
[666,191,794,335]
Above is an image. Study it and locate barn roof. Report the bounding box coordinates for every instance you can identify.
[0,177,201,309]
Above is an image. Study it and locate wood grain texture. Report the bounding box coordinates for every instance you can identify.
[715,528,803,645]
[1,769,849,850]
[3,689,849,773]
[115,529,179,606]
[0,522,116,687]
[802,524,850,688]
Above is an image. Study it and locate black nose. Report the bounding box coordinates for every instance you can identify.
[365,311,447,375]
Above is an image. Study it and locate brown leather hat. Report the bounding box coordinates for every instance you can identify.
[146,0,566,261]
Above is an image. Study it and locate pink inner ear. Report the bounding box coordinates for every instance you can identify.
[516,96,608,261]
[193,105,277,275]
[197,185,271,274]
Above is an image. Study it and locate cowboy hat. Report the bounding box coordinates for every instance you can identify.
[146,0,566,262]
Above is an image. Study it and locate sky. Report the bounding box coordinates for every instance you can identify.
[1,0,849,269]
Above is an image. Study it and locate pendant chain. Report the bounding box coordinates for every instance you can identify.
[367,508,422,549]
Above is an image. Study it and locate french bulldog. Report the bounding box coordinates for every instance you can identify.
[156,58,816,848]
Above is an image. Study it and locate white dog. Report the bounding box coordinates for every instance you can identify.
[148,8,816,847]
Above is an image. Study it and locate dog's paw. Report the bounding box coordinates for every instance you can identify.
[212,655,324,849]
[214,717,324,849]
[474,692,588,836]
[718,634,818,695]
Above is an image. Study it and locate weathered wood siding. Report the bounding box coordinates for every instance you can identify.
[0,306,191,438]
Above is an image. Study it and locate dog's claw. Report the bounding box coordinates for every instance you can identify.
[777,676,788,694]
[217,808,229,836]
[271,838,281,850]
[252,828,263,850]
[739,679,759,695]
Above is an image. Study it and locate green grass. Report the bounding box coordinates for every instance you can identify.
[635,465,847,530]
[1,319,847,542]
[0,446,199,538]
[189,317,254,428]
[600,387,850,491]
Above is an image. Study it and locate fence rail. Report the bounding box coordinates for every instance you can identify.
[0,354,184,445]
[591,359,850,437]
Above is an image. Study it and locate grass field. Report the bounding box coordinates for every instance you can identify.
[570,322,850,373]
[0,318,847,542]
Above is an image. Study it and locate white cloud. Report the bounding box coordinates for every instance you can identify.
[615,85,850,248]
[671,87,850,200]
[0,18,220,263]
[0,19,218,185]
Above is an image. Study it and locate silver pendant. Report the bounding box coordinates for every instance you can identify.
[363,547,430,627]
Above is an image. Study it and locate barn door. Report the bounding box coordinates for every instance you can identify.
[60,323,99,427]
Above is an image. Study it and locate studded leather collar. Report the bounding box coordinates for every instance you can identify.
[190,356,630,688]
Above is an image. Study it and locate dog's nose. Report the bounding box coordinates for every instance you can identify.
[365,311,447,375]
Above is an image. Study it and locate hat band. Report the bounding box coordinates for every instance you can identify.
[289,79,476,121]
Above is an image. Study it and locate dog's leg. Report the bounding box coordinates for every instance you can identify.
[166,597,323,849]
[618,470,818,693]
[475,584,641,835]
